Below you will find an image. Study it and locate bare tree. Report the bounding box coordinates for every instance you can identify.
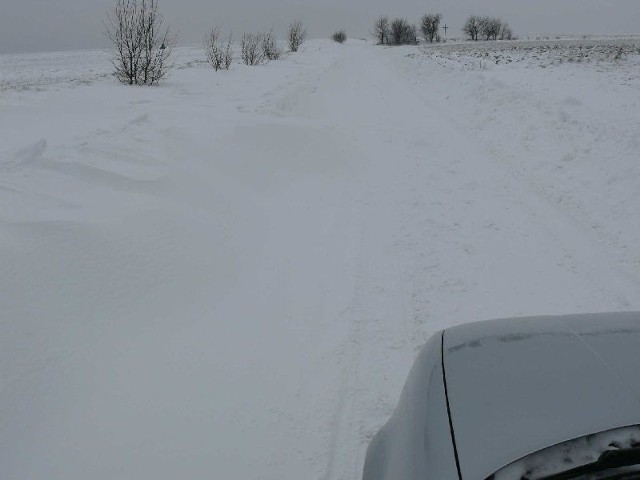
[374,16,390,45]
[204,26,232,71]
[491,18,503,40]
[462,15,480,41]
[408,24,418,44]
[420,14,442,43]
[390,19,405,44]
[499,22,514,40]
[478,16,490,40]
[332,30,347,43]
[389,18,416,45]
[480,16,502,41]
[105,0,176,85]
[288,20,307,52]
[241,33,264,66]
[261,29,281,60]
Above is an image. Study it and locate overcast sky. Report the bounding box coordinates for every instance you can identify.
[1,0,639,54]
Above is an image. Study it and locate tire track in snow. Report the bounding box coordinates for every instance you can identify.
[309,44,448,480]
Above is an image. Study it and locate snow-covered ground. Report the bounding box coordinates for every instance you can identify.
[1,38,640,480]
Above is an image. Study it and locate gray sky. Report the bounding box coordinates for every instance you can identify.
[1,0,639,54]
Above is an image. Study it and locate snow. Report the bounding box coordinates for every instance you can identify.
[1,38,640,479]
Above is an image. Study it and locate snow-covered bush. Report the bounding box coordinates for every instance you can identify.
[241,33,264,66]
[105,0,176,85]
[288,20,307,52]
[261,29,282,60]
[332,30,347,44]
[204,27,233,71]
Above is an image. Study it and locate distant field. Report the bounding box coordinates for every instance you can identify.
[0,46,207,93]
[415,36,640,69]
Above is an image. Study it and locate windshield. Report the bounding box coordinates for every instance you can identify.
[487,426,640,480]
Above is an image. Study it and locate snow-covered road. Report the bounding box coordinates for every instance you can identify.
[2,40,639,480]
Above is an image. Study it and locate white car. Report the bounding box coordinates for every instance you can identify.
[362,312,640,480]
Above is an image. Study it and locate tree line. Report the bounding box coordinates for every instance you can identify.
[463,16,514,41]
[374,14,515,45]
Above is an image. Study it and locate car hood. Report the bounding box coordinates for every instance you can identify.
[443,312,640,480]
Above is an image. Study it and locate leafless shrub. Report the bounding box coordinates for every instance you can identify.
[420,14,442,43]
[374,16,390,45]
[241,33,264,65]
[105,0,176,85]
[288,20,307,52]
[261,29,281,60]
[205,27,222,70]
[613,47,625,61]
[390,18,416,45]
[204,27,233,70]
[332,30,347,43]
[222,37,233,69]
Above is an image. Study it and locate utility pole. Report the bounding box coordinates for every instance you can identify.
[443,24,448,40]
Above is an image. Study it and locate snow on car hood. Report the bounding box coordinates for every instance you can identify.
[443,312,640,480]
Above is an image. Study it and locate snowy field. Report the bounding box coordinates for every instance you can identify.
[419,37,640,68]
[2,38,640,479]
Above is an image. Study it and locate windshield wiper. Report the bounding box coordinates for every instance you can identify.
[538,447,640,480]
